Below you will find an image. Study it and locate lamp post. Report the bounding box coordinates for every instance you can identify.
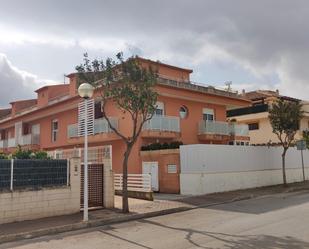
[78,83,94,222]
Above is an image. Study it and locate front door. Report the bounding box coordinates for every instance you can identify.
[142,161,159,191]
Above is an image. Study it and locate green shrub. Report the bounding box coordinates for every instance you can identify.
[33,151,50,159]
[12,146,50,159]
[12,146,32,159]
[141,141,183,151]
[0,153,8,159]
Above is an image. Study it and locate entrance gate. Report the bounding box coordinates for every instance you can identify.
[80,163,104,209]
[48,146,112,210]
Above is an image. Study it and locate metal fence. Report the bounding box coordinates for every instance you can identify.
[0,159,69,191]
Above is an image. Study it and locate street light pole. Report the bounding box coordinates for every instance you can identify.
[83,98,89,222]
[78,82,94,223]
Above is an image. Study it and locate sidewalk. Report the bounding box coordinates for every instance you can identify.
[1,181,309,244]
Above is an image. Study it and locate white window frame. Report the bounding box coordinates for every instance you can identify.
[203,108,215,121]
[51,119,59,142]
[155,101,164,116]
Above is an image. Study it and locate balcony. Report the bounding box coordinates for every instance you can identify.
[8,138,16,148]
[230,124,249,137]
[67,117,120,144]
[20,134,40,146]
[0,140,8,150]
[227,104,268,117]
[198,121,249,142]
[142,115,181,139]
[6,134,40,149]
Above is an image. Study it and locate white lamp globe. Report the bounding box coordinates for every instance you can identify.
[78,83,94,99]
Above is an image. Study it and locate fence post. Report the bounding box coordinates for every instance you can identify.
[10,159,14,191]
[67,159,70,186]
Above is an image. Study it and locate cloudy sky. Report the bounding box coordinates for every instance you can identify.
[0,0,308,107]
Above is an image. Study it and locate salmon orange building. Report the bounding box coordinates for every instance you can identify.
[0,58,251,193]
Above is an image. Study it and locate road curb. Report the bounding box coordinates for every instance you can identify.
[0,206,191,245]
[2,188,309,245]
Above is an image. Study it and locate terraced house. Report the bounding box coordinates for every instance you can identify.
[0,58,251,193]
[227,90,309,145]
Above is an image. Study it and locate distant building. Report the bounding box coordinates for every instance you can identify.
[227,90,309,145]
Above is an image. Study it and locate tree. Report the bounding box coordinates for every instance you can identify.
[76,53,158,213]
[303,130,309,149]
[269,99,303,185]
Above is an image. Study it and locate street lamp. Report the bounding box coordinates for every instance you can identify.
[78,83,94,222]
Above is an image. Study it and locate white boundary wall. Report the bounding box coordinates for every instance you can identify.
[0,158,81,225]
[180,145,309,195]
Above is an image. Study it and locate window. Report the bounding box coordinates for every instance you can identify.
[203,108,214,121]
[51,119,58,142]
[23,123,30,135]
[248,122,259,130]
[179,106,188,119]
[95,101,103,119]
[155,102,164,116]
[167,164,177,174]
[233,140,250,146]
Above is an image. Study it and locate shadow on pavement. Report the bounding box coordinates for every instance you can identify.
[139,219,309,249]
[204,191,309,214]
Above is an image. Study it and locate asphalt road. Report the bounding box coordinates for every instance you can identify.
[2,191,309,249]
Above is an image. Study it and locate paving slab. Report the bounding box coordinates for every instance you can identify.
[0,181,309,244]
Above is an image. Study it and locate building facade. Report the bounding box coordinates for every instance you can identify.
[227,90,309,145]
[0,58,251,193]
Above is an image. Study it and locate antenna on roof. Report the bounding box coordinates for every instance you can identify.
[63,74,66,84]
[225,81,232,92]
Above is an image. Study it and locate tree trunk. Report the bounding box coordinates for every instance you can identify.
[282,149,287,186]
[122,143,133,213]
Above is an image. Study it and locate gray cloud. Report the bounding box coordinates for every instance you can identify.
[0,54,45,108]
[0,0,308,100]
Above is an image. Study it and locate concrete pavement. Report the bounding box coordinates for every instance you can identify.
[2,190,309,249]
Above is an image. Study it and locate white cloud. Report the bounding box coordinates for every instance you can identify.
[0,54,56,108]
[0,24,75,48]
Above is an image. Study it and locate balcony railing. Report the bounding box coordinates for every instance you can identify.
[227,104,268,117]
[198,121,249,136]
[230,124,249,136]
[0,140,8,149]
[199,121,230,135]
[143,115,180,132]
[21,134,40,146]
[8,138,16,148]
[157,75,241,99]
[6,134,40,148]
[68,117,118,138]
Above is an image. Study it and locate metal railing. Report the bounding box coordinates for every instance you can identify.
[68,117,118,138]
[114,174,152,193]
[198,121,249,136]
[0,159,69,191]
[157,75,240,98]
[143,115,180,132]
